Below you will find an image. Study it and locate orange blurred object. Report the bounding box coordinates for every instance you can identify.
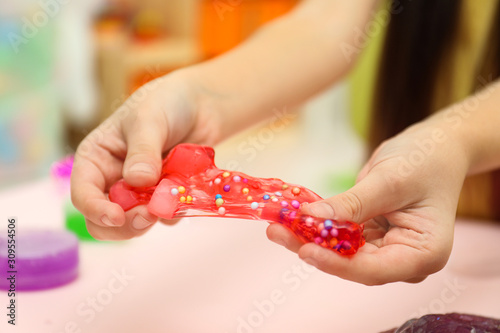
[129,67,172,94]
[199,0,299,59]
[131,9,167,42]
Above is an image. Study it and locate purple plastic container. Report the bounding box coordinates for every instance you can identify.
[0,230,79,291]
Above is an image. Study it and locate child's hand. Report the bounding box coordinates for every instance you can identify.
[70,0,378,242]
[71,70,222,240]
[267,120,469,285]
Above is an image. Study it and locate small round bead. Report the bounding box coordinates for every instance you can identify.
[214,178,221,185]
[318,223,324,231]
[320,229,329,238]
[329,238,338,247]
[280,201,288,208]
[305,217,314,227]
[292,187,301,195]
[186,195,193,203]
[314,237,323,244]
[179,196,186,203]
[215,194,222,199]
[242,178,248,183]
[289,211,297,219]
[215,198,224,207]
[342,241,352,250]
[275,191,282,197]
[263,194,270,200]
[218,207,226,215]
[223,185,231,192]
[247,196,253,201]
[178,186,186,194]
[272,197,278,203]
[330,228,339,237]
[291,200,300,209]
[251,202,259,210]
[170,188,179,196]
[233,175,241,182]
[222,172,230,178]
[324,219,333,230]
[242,188,249,195]
[282,184,289,190]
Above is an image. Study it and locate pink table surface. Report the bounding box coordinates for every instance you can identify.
[1,178,499,333]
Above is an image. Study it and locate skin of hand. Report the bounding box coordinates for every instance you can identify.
[267,118,470,285]
[71,71,224,240]
[267,78,500,286]
[71,0,377,241]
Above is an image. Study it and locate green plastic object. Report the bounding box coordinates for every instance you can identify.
[65,200,96,241]
[328,171,358,194]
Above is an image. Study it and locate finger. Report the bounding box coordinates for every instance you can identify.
[266,224,303,253]
[71,148,126,228]
[86,205,158,241]
[159,217,182,226]
[301,169,410,224]
[298,243,436,285]
[122,110,168,187]
[355,162,371,184]
[405,276,427,284]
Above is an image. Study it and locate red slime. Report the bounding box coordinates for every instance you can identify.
[109,144,365,255]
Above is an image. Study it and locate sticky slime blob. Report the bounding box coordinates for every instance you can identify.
[109,144,365,255]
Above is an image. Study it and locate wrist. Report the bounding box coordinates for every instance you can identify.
[403,113,472,179]
[170,67,228,144]
[433,88,500,175]
[179,64,259,141]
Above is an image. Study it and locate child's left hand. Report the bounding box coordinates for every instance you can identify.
[267,118,469,285]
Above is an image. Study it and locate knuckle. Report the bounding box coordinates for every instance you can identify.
[86,224,133,242]
[85,222,107,241]
[69,192,80,211]
[338,192,363,222]
[383,171,406,194]
[128,142,157,156]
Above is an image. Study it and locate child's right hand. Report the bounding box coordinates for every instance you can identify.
[71,70,222,240]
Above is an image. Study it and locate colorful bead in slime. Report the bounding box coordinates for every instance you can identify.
[109,144,365,255]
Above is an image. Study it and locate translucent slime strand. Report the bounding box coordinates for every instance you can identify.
[109,144,365,255]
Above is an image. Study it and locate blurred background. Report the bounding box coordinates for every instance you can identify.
[1,0,332,189]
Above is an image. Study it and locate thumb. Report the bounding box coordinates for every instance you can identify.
[302,169,404,223]
[123,114,167,187]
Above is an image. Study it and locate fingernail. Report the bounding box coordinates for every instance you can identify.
[302,257,318,268]
[308,203,335,218]
[128,163,155,175]
[274,238,288,248]
[101,215,115,227]
[132,215,153,230]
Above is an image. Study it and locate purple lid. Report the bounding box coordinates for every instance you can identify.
[0,230,79,291]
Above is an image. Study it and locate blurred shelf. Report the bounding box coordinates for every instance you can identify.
[125,38,200,72]
[95,31,201,119]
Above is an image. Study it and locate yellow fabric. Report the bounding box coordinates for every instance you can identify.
[348,8,386,140]
[445,0,499,219]
[349,0,499,219]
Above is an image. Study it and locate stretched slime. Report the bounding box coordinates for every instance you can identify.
[109,144,364,255]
